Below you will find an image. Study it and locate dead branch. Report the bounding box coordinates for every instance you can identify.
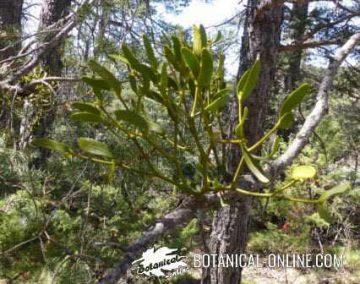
[303,11,360,41]
[0,0,92,94]
[273,32,360,172]
[279,38,344,51]
[98,197,205,284]
[98,176,258,284]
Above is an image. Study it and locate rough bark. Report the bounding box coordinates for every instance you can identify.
[284,1,308,92]
[29,0,71,163]
[202,1,283,283]
[201,194,251,284]
[0,0,23,130]
[279,1,308,141]
[39,0,72,76]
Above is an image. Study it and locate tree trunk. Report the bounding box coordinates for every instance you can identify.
[0,0,23,131]
[29,0,71,164]
[39,0,72,76]
[279,1,308,141]
[284,1,308,92]
[202,1,283,283]
[0,0,23,59]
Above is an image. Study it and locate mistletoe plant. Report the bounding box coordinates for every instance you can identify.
[33,25,350,210]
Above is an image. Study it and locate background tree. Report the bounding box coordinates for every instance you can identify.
[0,0,24,129]
[30,0,72,164]
[0,0,23,59]
[16,0,72,156]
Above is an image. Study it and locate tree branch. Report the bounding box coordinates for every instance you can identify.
[303,11,360,41]
[0,77,80,97]
[279,38,343,51]
[0,0,92,93]
[98,176,257,283]
[98,194,219,284]
[273,32,360,172]
[8,20,76,84]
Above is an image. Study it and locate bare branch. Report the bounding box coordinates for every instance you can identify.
[273,32,360,173]
[0,77,80,97]
[0,0,92,93]
[98,198,199,284]
[303,11,360,41]
[98,188,242,284]
[279,38,343,51]
[98,177,256,283]
[0,28,64,63]
[7,21,75,84]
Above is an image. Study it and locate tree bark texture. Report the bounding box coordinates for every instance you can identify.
[284,1,308,92]
[39,0,72,76]
[202,1,283,283]
[0,0,23,130]
[201,191,252,284]
[280,1,308,141]
[30,0,71,163]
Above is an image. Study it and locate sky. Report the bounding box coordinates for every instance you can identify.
[159,0,357,28]
[23,0,42,36]
[153,0,244,77]
[154,0,243,28]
